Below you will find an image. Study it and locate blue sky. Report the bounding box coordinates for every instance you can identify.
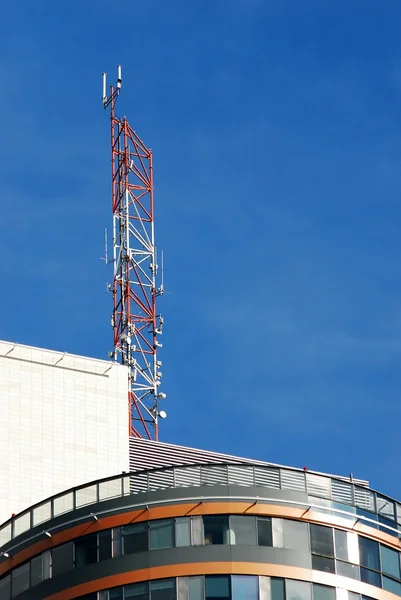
[1,1,401,498]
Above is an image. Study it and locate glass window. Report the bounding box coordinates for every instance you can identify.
[380,545,400,579]
[378,516,398,537]
[358,537,379,571]
[99,530,112,561]
[191,516,203,546]
[203,516,230,545]
[150,578,176,600]
[149,520,174,549]
[110,587,123,600]
[313,584,335,600]
[356,509,377,529]
[176,518,191,547]
[283,520,309,551]
[43,550,51,580]
[377,496,395,521]
[125,582,149,600]
[75,533,98,567]
[310,525,334,557]
[360,568,381,587]
[312,555,335,573]
[336,560,360,579]
[11,563,30,597]
[124,523,148,554]
[30,555,43,587]
[260,577,271,600]
[99,592,110,600]
[178,577,189,600]
[257,518,273,547]
[112,527,123,557]
[271,578,285,600]
[383,577,401,595]
[232,576,258,600]
[272,519,283,547]
[0,575,11,600]
[52,542,74,576]
[286,579,312,600]
[334,529,347,561]
[230,516,257,545]
[205,576,230,600]
[189,576,203,600]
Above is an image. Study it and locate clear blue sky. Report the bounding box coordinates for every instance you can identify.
[1,1,401,498]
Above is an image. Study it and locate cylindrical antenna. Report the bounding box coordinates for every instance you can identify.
[102,72,107,105]
[117,65,122,89]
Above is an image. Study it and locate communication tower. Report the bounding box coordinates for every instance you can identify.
[102,66,165,440]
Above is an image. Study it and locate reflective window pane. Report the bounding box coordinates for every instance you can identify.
[75,533,98,567]
[377,497,395,521]
[312,555,335,573]
[52,542,74,576]
[334,530,347,561]
[283,520,309,551]
[257,518,273,547]
[99,530,112,561]
[191,516,203,546]
[310,525,334,557]
[203,517,230,545]
[358,537,379,571]
[11,563,30,598]
[189,576,203,600]
[125,582,149,600]
[0,575,11,600]
[124,523,148,554]
[176,518,191,547]
[380,545,400,579]
[383,577,401,595]
[177,578,189,600]
[205,576,230,600]
[260,577,271,600]
[43,550,51,580]
[230,516,257,545]
[232,575,258,600]
[112,527,123,557]
[30,555,43,587]
[360,568,381,587]
[336,561,360,580]
[286,579,312,600]
[313,584,335,600]
[150,578,176,600]
[149,520,174,550]
[110,587,123,600]
[271,578,285,600]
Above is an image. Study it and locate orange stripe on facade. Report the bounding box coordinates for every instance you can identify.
[43,562,401,600]
[1,501,400,577]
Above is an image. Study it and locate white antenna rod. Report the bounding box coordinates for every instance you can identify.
[117,65,122,89]
[102,72,107,105]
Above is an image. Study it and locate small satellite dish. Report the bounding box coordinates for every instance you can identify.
[159,410,167,419]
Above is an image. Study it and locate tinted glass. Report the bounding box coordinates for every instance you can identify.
[334,530,347,561]
[0,575,10,600]
[356,509,378,528]
[230,516,257,545]
[232,576,258,600]
[360,568,381,587]
[283,520,309,551]
[125,582,149,600]
[312,555,335,573]
[205,576,230,600]
[99,530,112,561]
[257,518,273,547]
[189,577,203,600]
[271,578,285,600]
[380,545,400,578]
[52,542,74,576]
[286,579,312,600]
[30,555,42,587]
[149,520,174,549]
[203,517,230,545]
[110,588,123,600]
[43,550,51,580]
[336,561,360,579]
[124,523,148,554]
[359,537,379,571]
[11,563,30,598]
[191,516,203,546]
[383,577,401,595]
[176,518,191,547]
[150,578,176,600]
[75,533,98,567]
[313,584,335,600]
[310,525,334,557]
[112,527,123,557]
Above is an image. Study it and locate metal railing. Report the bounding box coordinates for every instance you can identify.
[1,462,400,547]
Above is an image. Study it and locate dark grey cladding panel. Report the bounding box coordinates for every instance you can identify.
[16,546,313,600]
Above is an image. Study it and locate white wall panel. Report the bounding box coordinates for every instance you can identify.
[0,340,129,525]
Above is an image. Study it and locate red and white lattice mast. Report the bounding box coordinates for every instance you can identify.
[102,66,166,440]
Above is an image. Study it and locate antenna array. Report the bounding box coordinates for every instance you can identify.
[102,66,166,440]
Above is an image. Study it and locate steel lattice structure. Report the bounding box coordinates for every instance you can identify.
[102,67,165,440]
